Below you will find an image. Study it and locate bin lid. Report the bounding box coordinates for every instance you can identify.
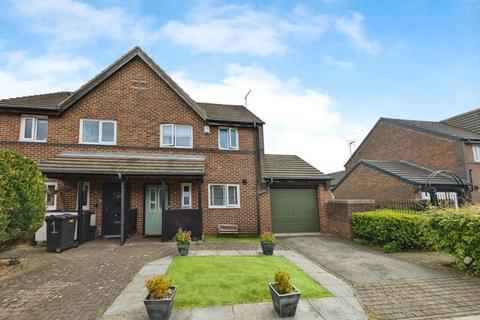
[45,213,78,221]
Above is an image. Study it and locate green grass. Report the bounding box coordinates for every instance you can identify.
[203,235,262,243]
[165,256,331,308]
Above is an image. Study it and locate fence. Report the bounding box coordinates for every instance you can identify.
[162,209,202,241]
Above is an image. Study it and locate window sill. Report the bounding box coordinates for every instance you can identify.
[78,142,116,146]
[19,139,47,143]
[208,206,241,209]
[160,145,193,149]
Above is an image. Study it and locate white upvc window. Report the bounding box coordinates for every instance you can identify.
[473,146,480,162]
[181,183,192,208]
[20,115,48,142]
[76,182,90,210]
[160,124,193,148]
[45,181,58,211]
[79,119,116,145]
[208,184,240,208]
[218,128,238,150]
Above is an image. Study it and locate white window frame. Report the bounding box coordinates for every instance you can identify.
[19,115,48,142]
[160,124,193,148]
[218,127,239,150]
[208,184,240,208]
[45,180,58,211]
[79,119,117,145]
[181,183,192,208]
[76,182,90,210]
[473,145,480,162]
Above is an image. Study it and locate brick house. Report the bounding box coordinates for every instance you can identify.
[333,111,480,203]
[0,47,331,241]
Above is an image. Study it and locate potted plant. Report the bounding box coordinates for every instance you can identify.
[144,274,176,320]
[260,232,276,255]
[269,269,301,318]
[174,228,191,256]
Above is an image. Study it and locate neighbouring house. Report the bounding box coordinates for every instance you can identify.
[333,109,480,203]
[326,170,345,189]
[0,47,331,242]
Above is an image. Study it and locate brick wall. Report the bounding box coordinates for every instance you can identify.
[334,163,419,201]
[0,57,263,235]
[322,199,375,240]
[462,144,480,202]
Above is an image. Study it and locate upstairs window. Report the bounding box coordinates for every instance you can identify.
[80,119,116,145]
[219,128,238,150]
[473,146,480,162]
[20,116,48,142]
[208,184,240,208]
[160,124,193,148]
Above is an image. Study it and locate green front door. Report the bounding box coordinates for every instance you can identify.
[145,185,168,236]
[270,188,320,233]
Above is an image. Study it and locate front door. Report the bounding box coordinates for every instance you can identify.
[145,185,167,236]
[103,183,122,236]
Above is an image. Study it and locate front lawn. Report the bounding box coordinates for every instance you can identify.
[202,235,261,243]
[165,256,331,308]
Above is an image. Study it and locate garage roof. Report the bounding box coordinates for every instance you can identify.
[265,154,331,180]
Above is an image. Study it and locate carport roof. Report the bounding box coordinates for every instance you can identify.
[264,154,331,180]
[39,151,205,176]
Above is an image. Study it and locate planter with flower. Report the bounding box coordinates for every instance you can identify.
[269,269,301,318]
[174,228,191,256]
[144,274,176,320]
[260,232,276,255]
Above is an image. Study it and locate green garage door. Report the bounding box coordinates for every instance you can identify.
[271,188,320,233]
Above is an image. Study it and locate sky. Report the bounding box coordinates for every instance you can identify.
[0,0,479,173]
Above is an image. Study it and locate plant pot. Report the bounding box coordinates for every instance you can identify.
[261,241,275,255]
[268,282,301,318]
[177,243,189,256]
[144,286,176,320]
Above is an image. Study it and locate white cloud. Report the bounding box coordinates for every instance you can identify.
[335,12,380,54]
[322,55,354,69]
[0,51,94,98]
[172,65,367,172]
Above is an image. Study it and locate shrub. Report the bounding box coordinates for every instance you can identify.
[261,232,275,244]
[274,269,294,294]
[352,209,428,251]
[174,228,192,244]
[426,206,480,274]
[0,149,46,245]
[145,274,173,299]
[382,242,399,253]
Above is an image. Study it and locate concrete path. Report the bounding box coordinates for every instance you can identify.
[101,250,367,320]
[279,235,480,320]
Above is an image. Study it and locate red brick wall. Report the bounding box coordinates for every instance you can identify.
[259,187,272,233]
[0,57,262,235]
[323,199,375,240]
[334,163,420,201]
[346,121,465,178]
[462,144,480,202]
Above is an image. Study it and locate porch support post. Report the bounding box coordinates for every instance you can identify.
[76,180,84,244]
[161,180,166,241]
[120,176,127,246]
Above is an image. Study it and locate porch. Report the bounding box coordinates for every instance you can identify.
[39,151,205,244]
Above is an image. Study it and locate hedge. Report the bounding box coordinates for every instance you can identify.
[0,148,46,245]
[352,209,428,251]
[427,207,480,274]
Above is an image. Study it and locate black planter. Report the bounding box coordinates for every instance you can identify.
[261,241,275,255]
[144,286,176,320]
[268,282,301,318]
[177,243,189,256]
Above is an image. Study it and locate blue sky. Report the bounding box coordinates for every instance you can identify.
[0,0,479,172]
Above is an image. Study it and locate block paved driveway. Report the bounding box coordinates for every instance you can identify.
[279,235,480,320]
[0,239,262,320]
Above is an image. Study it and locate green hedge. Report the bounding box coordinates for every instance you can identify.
[427,207,480,274]
[0,148,46,245]
[352,209,428,251]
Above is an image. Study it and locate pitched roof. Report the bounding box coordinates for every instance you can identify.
[198,102,264,124]
[441,107,480,134]
[326,170,346,187]
[264,154,330,180]
[382,118,480,140]
[0,47,263,124]
[39,151,205,176]
[360,160,466,185]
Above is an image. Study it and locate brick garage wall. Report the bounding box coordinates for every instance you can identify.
[462,144,480,202]
[334,163,420,201]
[322,199,375,240]
[317,183,332,232]
[346,121,465,178]
[258,187,272,233]
[0,57,262,235]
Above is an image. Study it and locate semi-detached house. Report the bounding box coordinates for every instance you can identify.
[0,47,332,240]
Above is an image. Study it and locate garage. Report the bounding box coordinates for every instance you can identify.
[270,188,320,233]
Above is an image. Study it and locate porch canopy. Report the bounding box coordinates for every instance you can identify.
[39,151,205,245]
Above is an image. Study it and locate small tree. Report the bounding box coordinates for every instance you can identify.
[0,148,46,245]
